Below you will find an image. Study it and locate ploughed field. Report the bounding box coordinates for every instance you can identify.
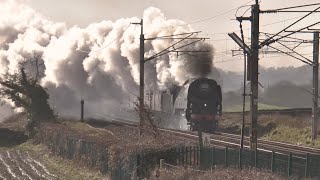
[0,149,57,180]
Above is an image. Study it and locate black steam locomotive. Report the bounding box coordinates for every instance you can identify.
[185,78,222,133]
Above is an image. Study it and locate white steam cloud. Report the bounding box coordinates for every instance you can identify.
[0,0,216,118]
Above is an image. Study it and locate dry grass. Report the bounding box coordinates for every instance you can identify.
[0,113,27,132]
[16,141,110,180]
[151,166,289,180]
[220,112,320,148]
[221,113,310,129]
[39,120,197,168]
[52,120,197,152]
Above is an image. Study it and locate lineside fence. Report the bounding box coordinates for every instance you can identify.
[37,125,320,179]
[136,146,320,179]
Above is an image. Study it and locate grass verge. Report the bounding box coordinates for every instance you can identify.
[16,141,109,180]
[264,126,320,148]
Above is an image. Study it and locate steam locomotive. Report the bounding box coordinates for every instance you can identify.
[185,78,222,133]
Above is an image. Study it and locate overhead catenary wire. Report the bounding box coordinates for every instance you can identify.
[235,3,252,18]
[144,31,201,40]
[260,32,314,64]
[276,40,313,64]
[158,0,254,29]
[267,45,313,66]
[263,3,320,12]
[259,35,315,60]
[260,32,312,42]
[261,5,320,47]
[201,15,307,37]
[76,23,131,54]
[214,53,314,64]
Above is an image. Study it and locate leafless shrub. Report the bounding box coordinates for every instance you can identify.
[133,98,158,138]
[152,166,289,180]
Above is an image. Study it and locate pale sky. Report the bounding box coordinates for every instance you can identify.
[27,0,320,72]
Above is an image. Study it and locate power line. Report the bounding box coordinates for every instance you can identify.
[200,15,306,36]
[76,23,131,54]
[261,5,320,47]
[215,59,242,64]
[159,0,254,29]
[261,32,311,42]
[263,3,320,12]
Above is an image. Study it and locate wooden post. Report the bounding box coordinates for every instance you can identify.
[196,146,199,165]
[271,151,275,172]
[185,147,188,165]
[198,130,204,168]
[288,153,292,177]
[182,147,185,165]
[305,153,309,178]
[189,146,192,165]
[80,99,84,122]
[212,147,215,167]
[255,149,258,168]
[225,147,228,167]
[239,148,242,169]
[198,130,203,150]
[160,159,164,169]
[193,146,196,166]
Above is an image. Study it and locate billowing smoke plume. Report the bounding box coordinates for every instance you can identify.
[0,0,216,118]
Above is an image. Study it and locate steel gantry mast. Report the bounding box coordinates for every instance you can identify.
[231,1,320,149]
[230,0,260,150]
[249,0,260,151]
[312,31,319,140]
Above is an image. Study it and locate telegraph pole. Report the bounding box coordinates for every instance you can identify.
[312,31,319,140]
[250,0,260,150]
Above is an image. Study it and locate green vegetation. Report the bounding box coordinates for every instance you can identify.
[264,126,320,148]
[220,112,320,148]
[153,167,287,180]
[0,57,56,136]
[224,103,288,112]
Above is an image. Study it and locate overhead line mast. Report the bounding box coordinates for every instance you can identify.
[249,0,260,151]
[231,0,320,150]
[229,0,260,151]
[131,19,210,136]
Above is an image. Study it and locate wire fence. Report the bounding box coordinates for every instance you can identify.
[136,146,320,179]
[37,125,320,179]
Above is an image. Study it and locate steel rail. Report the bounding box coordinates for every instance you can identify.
[86,116,320,156]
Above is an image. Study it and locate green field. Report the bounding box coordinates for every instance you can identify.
[224,103,288,112]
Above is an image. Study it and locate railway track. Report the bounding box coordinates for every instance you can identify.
[225,107,312,115]
[213,132,320,156]
[87,116,320,156]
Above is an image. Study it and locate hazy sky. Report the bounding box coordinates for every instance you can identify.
[27,0,320,72]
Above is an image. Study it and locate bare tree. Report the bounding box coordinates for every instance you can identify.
[0,56,56,136]
[134,98,158,138]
